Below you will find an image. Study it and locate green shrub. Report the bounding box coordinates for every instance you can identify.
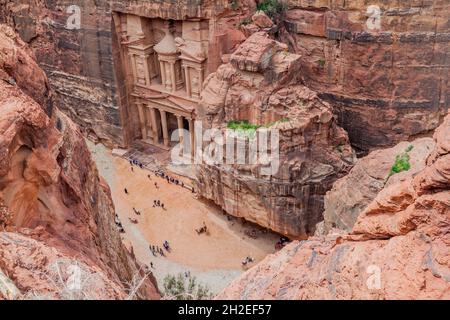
[227,118,290,138]
[388,145,414,178]
[317,59,326,68]
[256,0,286,20]
[163,273,213,300]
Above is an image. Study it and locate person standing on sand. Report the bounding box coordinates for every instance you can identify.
[124,188,128,194]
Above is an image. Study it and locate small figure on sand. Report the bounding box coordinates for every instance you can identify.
[275,236,290,250]
[129,217,138,224]
[195,222,208,235]
[163,240,170,252]
[241,256,254,267]
[124,188,129,195]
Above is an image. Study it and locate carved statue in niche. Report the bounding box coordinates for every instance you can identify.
[154,22,184,92]
[174,37,206,62]
[175,37,206,99]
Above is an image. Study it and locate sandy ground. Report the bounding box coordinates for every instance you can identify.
[88,141,279,294]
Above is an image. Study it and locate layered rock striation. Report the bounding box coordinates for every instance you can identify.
[319,137,436,235]
[281,0,449,152]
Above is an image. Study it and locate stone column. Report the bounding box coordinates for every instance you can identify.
[150,107,159,144]
[144,105,153,140]
[159,61,166,88]
[130,53,137,84]
[143,54,151,86]
[184,66,191,97]
[188,119,195,158]
[198,68,204,94]
[169,61,176,92]
[137,102,147,140]
[177,115,184,154]
[160,109,170,147]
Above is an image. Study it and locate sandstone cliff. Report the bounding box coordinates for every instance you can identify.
[195,32,355,239]
[218,112,450,300]
[0,25,159,300]
[319,137,435,235]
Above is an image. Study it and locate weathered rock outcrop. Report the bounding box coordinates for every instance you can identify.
[195,32,355,239]
[319,137,435,235]
[0,25,159,300]
[218,113,450,300]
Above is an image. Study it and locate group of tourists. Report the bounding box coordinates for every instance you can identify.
[241,256,255,267]
[149,240,170,257]
[152,199,165,210]
[195,221,208,235]
[129,158,144,169]
[155,170,195,193]
[114,214,125,233]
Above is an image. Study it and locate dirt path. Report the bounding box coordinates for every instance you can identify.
[88,141,278,294]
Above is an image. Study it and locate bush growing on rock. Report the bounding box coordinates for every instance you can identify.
[163,273,213,300]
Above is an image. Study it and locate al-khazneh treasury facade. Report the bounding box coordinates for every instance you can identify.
[119,16,206,154]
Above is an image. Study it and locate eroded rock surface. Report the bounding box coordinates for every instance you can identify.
[195,32,355,239]
[0,25,159,300]
[218,113,450,300]
[319,137,435,235]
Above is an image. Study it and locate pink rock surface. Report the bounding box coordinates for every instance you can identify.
[0,25,159,300]
[218,113,450,300]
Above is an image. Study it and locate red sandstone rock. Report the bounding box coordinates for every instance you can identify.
[218,113,450,300]
[252,11,274,29]
[319,138,435,235]
[196,32,355,239]
[0,25,159,300]
[281,1,449,151]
